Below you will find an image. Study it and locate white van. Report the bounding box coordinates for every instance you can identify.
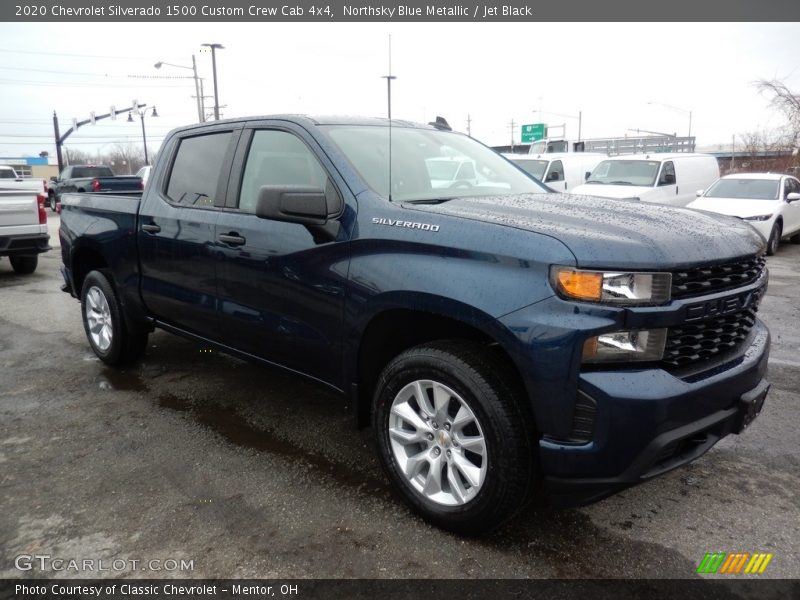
[504,152,606,192]
[571,153,720,207]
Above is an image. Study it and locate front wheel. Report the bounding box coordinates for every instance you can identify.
[9,255,37,274]
[81,270,148,366]
[373,341,535,535]
[49,193,57,211]
[767,222,781,256]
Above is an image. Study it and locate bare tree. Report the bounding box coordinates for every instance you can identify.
[756,78,800,147]
[105,144,146,175]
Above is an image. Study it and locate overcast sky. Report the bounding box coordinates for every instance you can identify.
[1,22,799,160]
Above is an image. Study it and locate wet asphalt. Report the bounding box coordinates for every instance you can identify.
[0,213,797,580]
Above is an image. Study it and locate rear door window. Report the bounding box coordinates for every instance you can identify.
[166,132,233,208]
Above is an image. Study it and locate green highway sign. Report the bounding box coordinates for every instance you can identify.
[521,123,546,143]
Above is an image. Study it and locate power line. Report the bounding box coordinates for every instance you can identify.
[0,78,191,88]
[0,47,158,60]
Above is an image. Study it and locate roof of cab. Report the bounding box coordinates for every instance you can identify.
[600,153,716,161]
[174,114,441,132]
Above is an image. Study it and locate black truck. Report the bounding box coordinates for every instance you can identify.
[48,165,142,210]
[59,116,770,534]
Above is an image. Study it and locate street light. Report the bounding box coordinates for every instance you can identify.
[201,43,224,120]
[155,56,204,123]
[647,101,693,138]
[128,106,158,165]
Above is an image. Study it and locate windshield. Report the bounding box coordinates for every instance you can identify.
[587,160,661,186]
[323,125,549,202]
[0,168,16,179]
[704,178,779,200]
[509,158,548,181]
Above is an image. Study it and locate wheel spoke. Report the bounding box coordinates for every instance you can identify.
[391,401,430,434]
[451,452,482,488]
[457,434,486,456]
[451,405,473,429]
[414,381,435,417]
[404,448,429,479]
[389,426,425,446]
[446,462,467,503]
[432,383,451,423]
[422,455,443,495]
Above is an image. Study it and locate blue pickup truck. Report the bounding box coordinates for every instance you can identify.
[59,116,770,534]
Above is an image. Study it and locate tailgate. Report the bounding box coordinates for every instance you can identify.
[0,190,39,228]
[98,177,142,191]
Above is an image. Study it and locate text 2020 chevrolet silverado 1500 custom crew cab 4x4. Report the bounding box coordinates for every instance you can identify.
[59,116,771,534]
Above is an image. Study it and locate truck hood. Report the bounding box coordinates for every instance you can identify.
[405,193,765,270]
[570,183,651,199]
[686,197,782,219]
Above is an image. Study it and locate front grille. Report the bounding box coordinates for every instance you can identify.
[671,255,766,300]
[661,308,757,368]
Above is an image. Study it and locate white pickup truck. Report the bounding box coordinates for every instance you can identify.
[0,166,49,274]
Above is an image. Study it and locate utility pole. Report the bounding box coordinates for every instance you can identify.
[202,43,224,120]
[509,119,516,152]
[466,114,472,137]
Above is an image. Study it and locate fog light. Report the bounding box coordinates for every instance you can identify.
[583,329,667,363]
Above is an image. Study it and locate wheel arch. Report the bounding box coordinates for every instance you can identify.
[348,298,529,429]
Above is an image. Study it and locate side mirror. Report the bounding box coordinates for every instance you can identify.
[50,176,58,183]
[585,171,591,181]
[545,172,559,182]
[256,182,342,225]
[696,189,704,197]
[661,173,676,185]
[787,192,800,202]
[15,178,23,182]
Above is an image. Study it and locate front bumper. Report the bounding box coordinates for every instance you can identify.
[0,233,50,257]
[541,320,770,506]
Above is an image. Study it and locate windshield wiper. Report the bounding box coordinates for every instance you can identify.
[608,181,635,186]
[585,180,605,184]
[403,197,458,205]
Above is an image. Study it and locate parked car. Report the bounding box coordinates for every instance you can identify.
[505,152,606,192]
[0,165,46,195]
[59,115,770,534]
[0,177,49,274]
[571,153,720,207]
[48,165,142,211]
[687,173,800,255]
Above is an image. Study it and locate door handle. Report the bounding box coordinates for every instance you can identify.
[141,223,161,234]
[218,232,246,246]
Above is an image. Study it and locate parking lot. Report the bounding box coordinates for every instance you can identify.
[0,211,798,579]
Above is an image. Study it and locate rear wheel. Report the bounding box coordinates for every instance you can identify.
[373,340,534,535]
[81,270,148,366]
[9,255,37,274]
[767,222,782,256]
[49,193,57,211]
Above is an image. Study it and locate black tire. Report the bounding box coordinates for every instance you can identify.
[9,255,38,275]
[49,193,57,211]
[80,270,148,366]
[372,340,535,535]
[767,222,781,256]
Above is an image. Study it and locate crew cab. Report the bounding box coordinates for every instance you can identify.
[59,116,771,534]
[47,165,142,211]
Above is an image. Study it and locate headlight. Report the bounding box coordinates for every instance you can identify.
[583,329,667,363]
[551,267,672,305]
[743,214,773,222]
